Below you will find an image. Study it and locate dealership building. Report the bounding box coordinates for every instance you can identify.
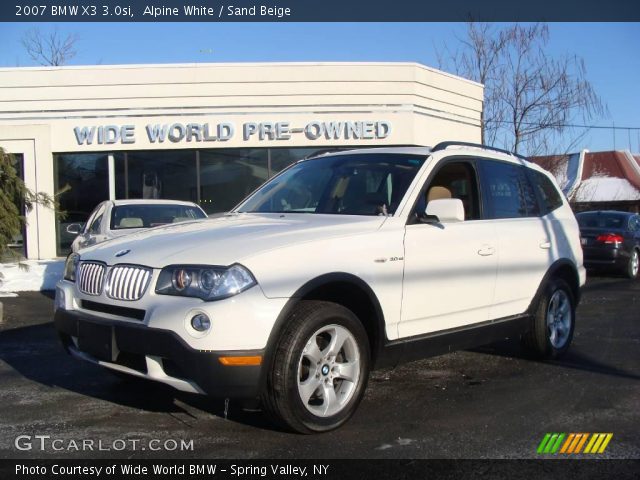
[0,62,483,259]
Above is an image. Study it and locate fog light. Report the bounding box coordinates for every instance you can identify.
[191,313,211,332]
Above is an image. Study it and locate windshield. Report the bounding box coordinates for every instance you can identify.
[576,212,628,230]
[236,153,425,216]
[111,204,206,230]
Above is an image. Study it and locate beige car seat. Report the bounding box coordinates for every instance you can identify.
[426,185,452,202]
[118,217,143,228]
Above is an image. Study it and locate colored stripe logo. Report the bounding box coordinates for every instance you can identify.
[537,433,613,454]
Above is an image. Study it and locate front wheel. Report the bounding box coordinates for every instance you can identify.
[626,249,639,280]
[522,278,575,359]
[262,301,370,433]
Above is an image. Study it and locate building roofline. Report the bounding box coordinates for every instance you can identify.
[0,61,483,88]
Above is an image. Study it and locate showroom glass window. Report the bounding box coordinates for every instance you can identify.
[115,150,197,202]
[54,147,360,255]
[54,153,109,256]
[6,154,26,258]
[199,149,268,214]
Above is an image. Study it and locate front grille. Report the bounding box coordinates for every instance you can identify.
[78,262,106,296]
[106,265,152,301]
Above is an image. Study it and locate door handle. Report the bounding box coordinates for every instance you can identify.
[539,240,551,249]
[477,245,495,256]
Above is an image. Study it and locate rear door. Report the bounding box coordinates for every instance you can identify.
[478,159,553,319]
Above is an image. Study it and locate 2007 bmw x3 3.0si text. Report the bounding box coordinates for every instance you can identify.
[54,142,586,433]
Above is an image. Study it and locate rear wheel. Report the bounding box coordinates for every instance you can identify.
[626,249,639,280]
[262,300,370,433]
[522,278,575,359]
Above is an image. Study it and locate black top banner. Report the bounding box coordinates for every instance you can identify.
[4,0,640,22]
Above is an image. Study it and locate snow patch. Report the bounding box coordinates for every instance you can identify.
[572,176,640,202]
[0,260,64,292]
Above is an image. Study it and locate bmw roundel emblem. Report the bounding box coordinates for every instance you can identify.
[115,249,131,257]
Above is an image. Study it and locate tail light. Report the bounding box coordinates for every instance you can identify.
[596,233,624,245]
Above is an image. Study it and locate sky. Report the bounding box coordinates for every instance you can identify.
[0,22,638,153]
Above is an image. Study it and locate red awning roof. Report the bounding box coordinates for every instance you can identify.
[530,150,640,203]
[583,151,640,190]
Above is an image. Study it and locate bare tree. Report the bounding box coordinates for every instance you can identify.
[439,23,605,156]
[21,28,78,66]
[436,23,510,146]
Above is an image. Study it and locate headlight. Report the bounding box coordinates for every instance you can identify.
[63,253,80,282]
[155,264,257,301]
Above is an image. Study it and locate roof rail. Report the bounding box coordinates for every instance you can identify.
[431,141,529,162]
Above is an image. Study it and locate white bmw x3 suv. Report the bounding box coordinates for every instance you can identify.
[55,142,586,433]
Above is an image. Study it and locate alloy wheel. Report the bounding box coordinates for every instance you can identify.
[546,289,572,348]
[296,324,361,417]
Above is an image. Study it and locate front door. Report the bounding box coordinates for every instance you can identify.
[400,159,498,338]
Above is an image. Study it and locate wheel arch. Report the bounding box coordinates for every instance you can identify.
[258,273,387,393]
[528,259,581,315]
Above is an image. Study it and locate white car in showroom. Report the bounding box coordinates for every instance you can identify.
[54,142,585,433]
[66,199,207,252]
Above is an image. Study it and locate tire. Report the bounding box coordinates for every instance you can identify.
[261,300,370,434]
[522,278,575,359]
[626,249,639,280]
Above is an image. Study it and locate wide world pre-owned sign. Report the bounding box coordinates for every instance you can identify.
[73,120,393,145]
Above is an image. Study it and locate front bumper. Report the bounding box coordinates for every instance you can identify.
[54,308,264,399]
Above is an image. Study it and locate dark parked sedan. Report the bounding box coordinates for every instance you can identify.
[576,210,640,279]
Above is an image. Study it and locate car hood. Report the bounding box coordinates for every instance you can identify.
[78,213,387,268]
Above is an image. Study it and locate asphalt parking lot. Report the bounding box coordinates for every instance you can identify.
[0,276,638,459]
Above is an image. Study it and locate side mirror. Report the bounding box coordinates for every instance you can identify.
[66,223,84,235]
[423,198,465,223]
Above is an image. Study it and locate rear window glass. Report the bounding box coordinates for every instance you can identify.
[111,204,206,230]
[576,212,628,230]
[530,170,564,214]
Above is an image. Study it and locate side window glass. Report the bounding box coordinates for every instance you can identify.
[88,205,105,234]
[521,171,540,217]
[480,160,539,219]
[416,161,481,221]
[531,170,564,214]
